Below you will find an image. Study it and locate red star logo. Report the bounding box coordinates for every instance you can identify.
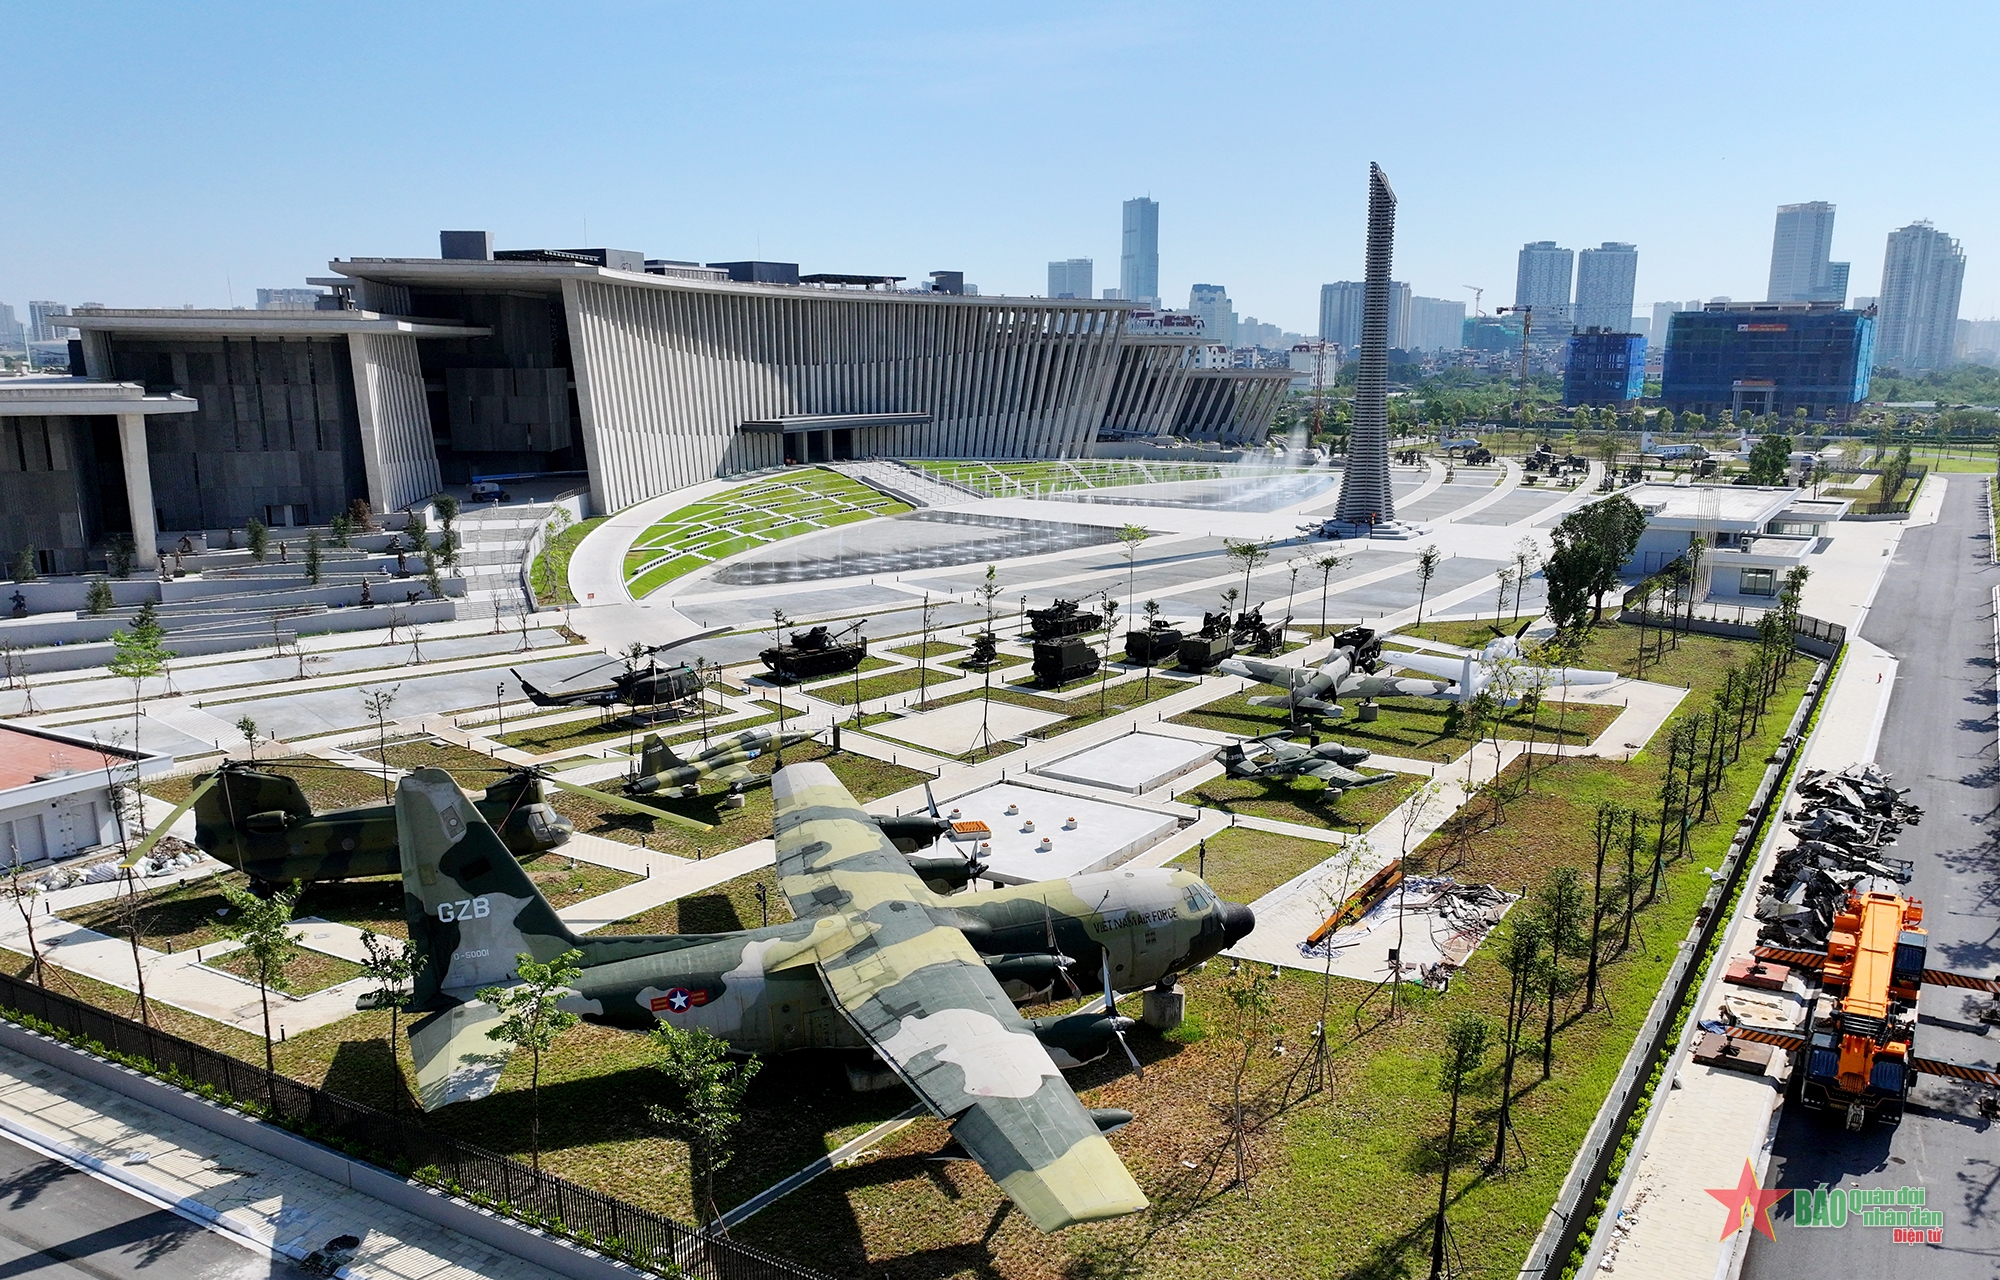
[1706,1159,1787,1241]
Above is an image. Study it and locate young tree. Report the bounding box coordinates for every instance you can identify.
[1545,494,1648,625]
[6,868,45,987]
[1491,913,1544,1169]
[1744,433,1793,485]
[1511,539,1539,622]
[108,608,174,814]
[329,510,353,548]
[648,1021,763,1230]
[404,509,430,556]
[236,716,260,761]
[1096,595,1119,718]
[1390,779,1449,1017]
[766,608,793,748]
[1535,866,1588,1078]
[85,577,113,615]
[1224,538,1272,612]
[479,949,584,1171]
[361,686,399,801]
[1493,565,1515,622]
[303,530,323,585]
[1430,1014,1489,1280]
[433,493,461,567]
[10,545,35,583]
[916,593,938,706]
[108,869,153,1025]
[1116,523,1149,621]
[1584,804,1622,1008]
[975,565,1002,758]
[1222,966,1277,1190]
[1313,551,1347,638]
[1413,545,1442,626]
[245,517,269,563]
[359,930,418,1107]
[220,880,304,1095]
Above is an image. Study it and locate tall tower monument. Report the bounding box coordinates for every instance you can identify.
[1335,163,1398,524]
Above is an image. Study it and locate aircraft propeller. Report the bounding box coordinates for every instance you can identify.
[1101,948,1143,1080]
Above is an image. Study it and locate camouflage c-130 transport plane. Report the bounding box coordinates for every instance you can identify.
[395,761,1255,1231]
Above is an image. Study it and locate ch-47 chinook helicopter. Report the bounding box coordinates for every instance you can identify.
[118,758,713,892]
[394,761,1255,1232]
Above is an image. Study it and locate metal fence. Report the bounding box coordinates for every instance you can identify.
[0,972,828,1280]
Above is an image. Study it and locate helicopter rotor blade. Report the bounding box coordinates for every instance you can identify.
[539,773,714,832]
[646,626,730,655]
[120,772,221,868]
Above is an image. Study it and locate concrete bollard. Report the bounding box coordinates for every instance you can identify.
[1142,986,1186,1032]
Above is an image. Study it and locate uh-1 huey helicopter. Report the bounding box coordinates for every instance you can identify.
[118,756,715,893]
[512,628,727,715]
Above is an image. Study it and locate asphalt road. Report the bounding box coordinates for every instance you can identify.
[0,1133,290,1280]
[1746,477,2000,1274]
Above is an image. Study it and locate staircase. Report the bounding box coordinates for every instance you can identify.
[831,460,984,508]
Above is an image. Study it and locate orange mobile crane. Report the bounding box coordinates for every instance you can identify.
[1748,886,2000,1130]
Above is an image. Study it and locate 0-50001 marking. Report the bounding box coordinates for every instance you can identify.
[438,897,491,922]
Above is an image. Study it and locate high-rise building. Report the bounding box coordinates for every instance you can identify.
[1874,221,1966,371]
[1100,288,1125,301]
[1188,284,1237,349]
[1662,301,1874,421]
[1564,330,1647,407]
[1046,259,1093,299]
[1651,300,1702,349]
[0,303,22,351]
[1334,163,1399,525]
[1320,279,1411,350]
[1574,243,1638,333]
[1958,319,2000,366]
[1405,296,1467,351]
[1767,202,1849,304]
[1120,198,1159,307]
[256,288,325,310]
[27,301,70,343]
[1514,241,1574,332]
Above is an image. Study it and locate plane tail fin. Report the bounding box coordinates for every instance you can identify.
[639,733,686,777]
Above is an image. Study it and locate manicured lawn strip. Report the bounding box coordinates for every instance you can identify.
[1172,691,1617,763]
[1182,770,1424,833]
[807,668,933,706]
[494,701,742,755]
[886,642,963,660]
[1167,826,1348,906]
[206,946,366,996]
[143,760,386,812]
[610,866,791,935]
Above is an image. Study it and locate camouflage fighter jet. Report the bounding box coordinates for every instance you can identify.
[622,725,812,797]
[394,761,1255,1231]
[1217,733,1395,796]
[1220,646,1448,718]
[119,759,705,890]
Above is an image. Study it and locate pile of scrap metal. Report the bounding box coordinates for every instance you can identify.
[1755,763,1922,950]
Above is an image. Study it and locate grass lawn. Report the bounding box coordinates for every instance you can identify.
[624,469,911,597]
[532,515,607,607]
[1182,770,1424,833]
[886,641,962,660]
[546,740,929,858]
[808,668,939,707]
[1173,691,1618,763]
[1168,827,1349,906]
[143,759,386,812]
[205,946,366,995]
[610,866,791,936]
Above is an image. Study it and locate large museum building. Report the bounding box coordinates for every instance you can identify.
[3,233,1290,571]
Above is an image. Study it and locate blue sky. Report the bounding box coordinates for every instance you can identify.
[4,2,1993,332]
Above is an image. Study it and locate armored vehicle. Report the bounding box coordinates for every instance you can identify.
[1032,638,1100,688]
[761,622,867,682]
[1123,621,1182,665]
[1177,610,1237,672]
[1026,597,1101,640]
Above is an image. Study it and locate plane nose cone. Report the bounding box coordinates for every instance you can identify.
[1221,903,1256,947]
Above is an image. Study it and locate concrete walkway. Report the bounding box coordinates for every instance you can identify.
[0,1039,562,1280]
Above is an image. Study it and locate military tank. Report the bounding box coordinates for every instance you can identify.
[1177,611,1237,672]
[761,622,867,682]
[1124,621,1182,666]
[1032,638,1100,689]
[1026,597,1102,640]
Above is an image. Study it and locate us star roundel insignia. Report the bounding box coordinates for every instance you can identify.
[650,987,710,1014]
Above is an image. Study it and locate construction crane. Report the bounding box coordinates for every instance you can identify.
[1741,886,2000,1130]
[1463,286,1483,318]
[1494,304,1537,439]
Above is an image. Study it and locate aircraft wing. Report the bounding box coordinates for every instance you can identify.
[1218,655,1295,686]
[1526,664,1619,687]
[772,763,1147,1232]
[1380,649,1472,682]
[1305,763,1392,788]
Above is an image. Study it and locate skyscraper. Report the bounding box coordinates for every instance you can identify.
[1767,202,1849,304]
[1514,241,1574,332]
[1334,163,1398,525]
[1120,198,1159,307]
[1046,259,1093,299]
[1404,296,1466,351]
[0,303,22,351]
[1874,221,1967,371]
[27,301,70,343]
[1188,283,1237,348]
[1319,280,1410,350]
[1574,242,1639,332]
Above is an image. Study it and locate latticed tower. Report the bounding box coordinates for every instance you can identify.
[1335,162,1399,524]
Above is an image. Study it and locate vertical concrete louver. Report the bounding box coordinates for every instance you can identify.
[346,331,443,513]
[1335,163,1398,524]
[561,280,1130,513]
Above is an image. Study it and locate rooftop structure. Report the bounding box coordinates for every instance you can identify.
[1622,481,1849,593]
[0,722,171,864]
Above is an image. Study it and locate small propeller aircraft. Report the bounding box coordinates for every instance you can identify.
[1380,623,1618,705]
[120,759,711,891]
[1217,733,1393,796]
[394,760,1254,1231]
[1221,645,1448,719]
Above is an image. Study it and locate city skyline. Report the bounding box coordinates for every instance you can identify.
[1,5,1993,336]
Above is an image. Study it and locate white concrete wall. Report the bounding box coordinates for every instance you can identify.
[561,279,1129,514]
[346,332,443,514]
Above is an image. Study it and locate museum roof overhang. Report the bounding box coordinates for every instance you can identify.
[0,377,199,418]
[740,412,934,434]
[59,308,492,340]
[329,257,1141,314]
